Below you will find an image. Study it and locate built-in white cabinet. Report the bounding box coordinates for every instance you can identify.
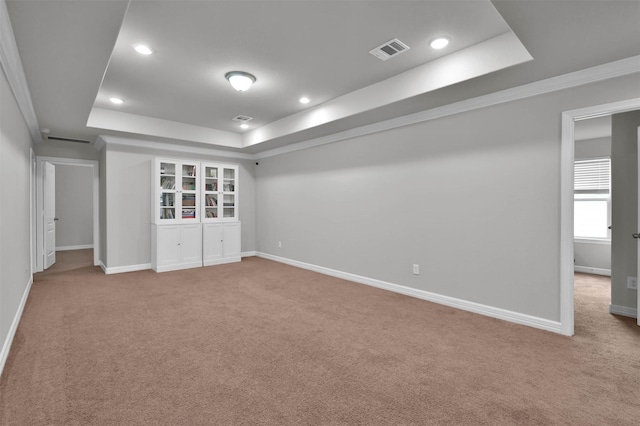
[151,223,202,272]
[151,158,241,273]
[154,159,200,224]
[201,163,238,222]
[203,222,242,266]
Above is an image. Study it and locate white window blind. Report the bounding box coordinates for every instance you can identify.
[574,158,610,193]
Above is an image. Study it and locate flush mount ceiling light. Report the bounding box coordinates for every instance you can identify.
[109,97,124,104]
[429,37,450,50]
[299,97,310,104]
[239,123,249,129]
[133,44,154,55]
[225,71,256,92]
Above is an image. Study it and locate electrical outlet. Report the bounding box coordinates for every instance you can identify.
[278,241,282,248]
[412,264,420,275]
[628,277,638,290]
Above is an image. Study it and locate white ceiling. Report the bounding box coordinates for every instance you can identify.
[5,0,640,154]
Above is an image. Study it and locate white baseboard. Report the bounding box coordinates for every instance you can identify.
[241,251,257,257]
[153,261,202,273]
[0,276,33,379]
[55,244,94,251]
[256,252,563,335]
[102,263,151,275]
[203,257,241,267]
[574,266,611,276]
[609,304,638,318]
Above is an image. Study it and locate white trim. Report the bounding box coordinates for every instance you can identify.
[574,266,611,276]
[36,156,100,271]
[257,252,562,334]
[255,56,640,159]
[574,238,611,246]
[103,263,151,275]
[0,1,42,144]
[560,97,640,337]
[55,244,94,251]
[203,258,241,267]
[100,135,254,160]
[609,304,637,318]
[0,276,33,379]
[241,251,257,257]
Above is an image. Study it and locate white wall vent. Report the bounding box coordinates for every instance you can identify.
[369,38,410,61]
[232,115,253,123]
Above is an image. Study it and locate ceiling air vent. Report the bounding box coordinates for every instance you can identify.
[232,115,253,123]
[369,38,410,61]
[47,136,91,144]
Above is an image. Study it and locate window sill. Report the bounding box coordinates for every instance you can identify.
[574,238,611,246]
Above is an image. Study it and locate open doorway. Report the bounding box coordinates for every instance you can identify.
[572,116,613,335]
[35,156,99,272]
[560,99,640,336]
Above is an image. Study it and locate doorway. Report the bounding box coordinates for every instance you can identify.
[35,156,99,272]
[560,98,640,336]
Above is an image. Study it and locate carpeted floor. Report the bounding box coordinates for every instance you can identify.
[0,251,638,425]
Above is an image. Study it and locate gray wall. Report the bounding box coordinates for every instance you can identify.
[54,164,93,249]
[256,74,639,322]
[573,136,611,273]
[611,111,640,311]
[104,143,256,269]
[0,65,32,363]
[34,139,99,161]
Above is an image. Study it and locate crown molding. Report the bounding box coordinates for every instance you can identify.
[254,55,640,159]
[100,135,254,160]
[0,1,42,143]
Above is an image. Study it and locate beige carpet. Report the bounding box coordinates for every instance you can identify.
[0,252,638,425]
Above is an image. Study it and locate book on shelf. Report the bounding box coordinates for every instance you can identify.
[182,194,196,206]
[160,208,175,220]
[182,208,196,219]
[205,210,218,218]
[160,177,176,190]
[205,195,217,206]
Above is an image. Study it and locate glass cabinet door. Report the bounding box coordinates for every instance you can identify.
[222,167,236,219]
[180,162,198,221]
[201,163,238,222]
[155,159,200,223]
[203,165,220,219]
[159,161,177,220]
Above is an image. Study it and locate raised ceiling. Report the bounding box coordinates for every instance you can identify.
[5,0,640,154]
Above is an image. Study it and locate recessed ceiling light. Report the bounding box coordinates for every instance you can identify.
[225,71,256,92]
[429,37,450,50]
[299,97,310,104]
[239,123,249,129]
[133,44,154,55]
[109,97,124,105]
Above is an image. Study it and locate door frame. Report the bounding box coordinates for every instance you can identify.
[36,156,100,272]
[637,127,640,326]
[560,97,640,336]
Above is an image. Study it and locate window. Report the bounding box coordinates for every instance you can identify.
[574,158,611,240]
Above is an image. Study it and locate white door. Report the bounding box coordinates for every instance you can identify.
[43,161,56,269]
[157,225,180,267]
[203,223,223,262]
[223,222,242,258]
[181,224,203,264]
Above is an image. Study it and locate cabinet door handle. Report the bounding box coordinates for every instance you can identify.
[633,233,640,239]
